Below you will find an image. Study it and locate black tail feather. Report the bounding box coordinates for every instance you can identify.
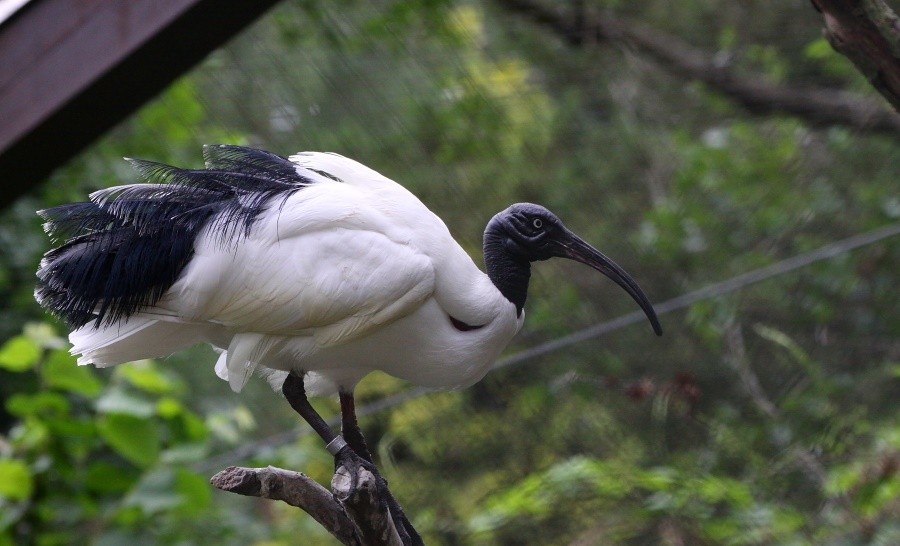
[36,146,317,328]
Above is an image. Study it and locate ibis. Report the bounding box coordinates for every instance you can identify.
[36,145,661,540]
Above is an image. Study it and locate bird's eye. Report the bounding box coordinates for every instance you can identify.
[532,218,543,229]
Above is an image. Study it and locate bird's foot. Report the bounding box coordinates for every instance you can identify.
[332,444,383,501]
[332,445,422,546]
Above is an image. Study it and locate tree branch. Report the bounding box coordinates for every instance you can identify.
[811,0,900,111]
[723,324,834,486]
[492,0,900,135]
[211,464,406,545]
[210,465,364,545]
[722,324,781,422]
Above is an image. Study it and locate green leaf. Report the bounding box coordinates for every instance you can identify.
[171,410,209,443]
[41,349,103,397]
[6,418,50,450]
[0,336,41,372]
[804,37,834,60]
[753,324,811,365]
[0,459,33,500]
[174,468,212,514]
[92,530,143,546]
[116,360,183,395]
[46,417,97,446]
[5,392,70,418]
[97,414,160,467]
[95,388,156,417]
[826,463,861,495]
[160,443,209,465]
[85,462,139,494]
[122,467,211,515]
[889,362,900,378]
[155,397,183,418]
[122,467,181,514]
[23,322,68,350]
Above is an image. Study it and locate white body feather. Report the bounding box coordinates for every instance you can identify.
[69,152,523,395]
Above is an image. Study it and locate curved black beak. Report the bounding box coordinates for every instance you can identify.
[552,230,663,336]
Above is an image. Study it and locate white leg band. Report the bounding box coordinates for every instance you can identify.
[326,436,348,455]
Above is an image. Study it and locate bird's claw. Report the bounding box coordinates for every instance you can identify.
[332,445,383,500]
[332,446,421,545]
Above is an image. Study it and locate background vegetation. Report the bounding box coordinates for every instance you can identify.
[1,0,897,544]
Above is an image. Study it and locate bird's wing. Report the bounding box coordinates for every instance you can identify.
[185,229,436,344]
[290,151,396,189]
[158,183,436,389]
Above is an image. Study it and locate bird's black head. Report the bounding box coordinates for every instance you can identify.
[486,203,565,262]
[484,203,663,335]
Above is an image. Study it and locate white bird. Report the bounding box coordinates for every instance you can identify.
[36,146,661,540]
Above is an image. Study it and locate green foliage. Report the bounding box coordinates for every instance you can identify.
[42,350,103,397]
[0,460,33,500]
[98,414,161,467]
[470,456,798,544]
[0,324,237,544]
[0,336,41,372]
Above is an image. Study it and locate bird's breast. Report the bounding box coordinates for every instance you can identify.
[296,296,521,390]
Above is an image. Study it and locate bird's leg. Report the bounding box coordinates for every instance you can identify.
[338,390,423,546]
[281,373,377,493]
[281,371,344,449]
[339,391,373,462]
[283,374,417,544]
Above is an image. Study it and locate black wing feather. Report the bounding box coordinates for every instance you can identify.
[35,145,319,328]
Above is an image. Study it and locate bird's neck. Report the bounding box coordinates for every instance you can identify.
[483,224,531,317]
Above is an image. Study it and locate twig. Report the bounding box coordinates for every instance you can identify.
[723,324,781,421]
[210,465,363,545]
[722,323,855,517]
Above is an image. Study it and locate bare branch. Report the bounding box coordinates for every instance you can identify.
[210,466,362,545]
[811,0,900,110]
[720,323,881,532]
[492,0,900,135]
[722,324,849,504]
[723,324,781,421]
